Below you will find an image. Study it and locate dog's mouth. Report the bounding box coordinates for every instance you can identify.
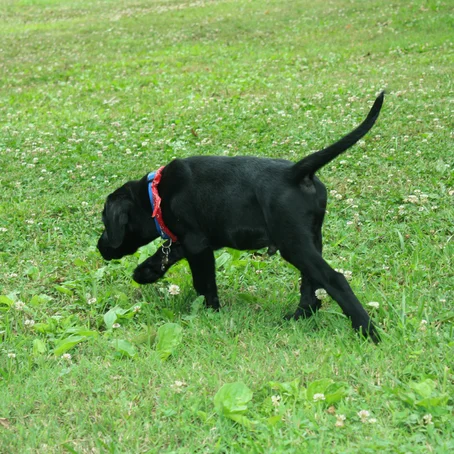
[97,231,147,261]
[97,243,117,261]
[97,233,123,261]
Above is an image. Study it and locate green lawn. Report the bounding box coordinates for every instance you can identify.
[0,0,453,452]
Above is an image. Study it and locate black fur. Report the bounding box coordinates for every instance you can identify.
[98,92,384,342]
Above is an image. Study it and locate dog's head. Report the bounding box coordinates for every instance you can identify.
[97,181,159,261]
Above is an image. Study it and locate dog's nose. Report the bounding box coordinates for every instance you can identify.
[97,235,113,261]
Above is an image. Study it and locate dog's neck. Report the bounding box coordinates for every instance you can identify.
[146,167,178,242]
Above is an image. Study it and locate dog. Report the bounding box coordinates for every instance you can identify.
[97,92,384,343]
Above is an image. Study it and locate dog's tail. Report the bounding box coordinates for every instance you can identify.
[290,91,384,182]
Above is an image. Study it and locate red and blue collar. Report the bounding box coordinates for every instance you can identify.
[147,166,178,242]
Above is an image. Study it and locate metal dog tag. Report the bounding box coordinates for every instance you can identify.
[161,239,172,271]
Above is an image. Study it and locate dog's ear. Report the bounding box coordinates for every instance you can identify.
[105,198,130,248]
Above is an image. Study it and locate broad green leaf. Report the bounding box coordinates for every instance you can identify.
[112,339,137,358]
[267,415,283,427]
[54,335,87,355]
[30,294,52,306]
[324,382,349,404]
[268,378,300,399]
[73,258,87,267]
[0,295,13,312]
[397,392,417,406]
[62,443,79,454]
[214,382,253,416]
[191,296,205,314]
[231,259,248,268]
[216,252,231,268]
[65,327,98,338]
[32,339,47,355]
[131,330,157,345]
[156,323,183,360]
[196,411,208,422]
[409,379,436,399]
[33,322,54,334]
[104,306,129,329]
[26,266,39,280]
[0,295,14,307]
[306,378,333,401]
[54,285,74,296]
[161,308,175,321]
[94,267,106,279]
[416,395,449,410]
[104,309,118,330]
[228,413,255,429]
[238,293,256,304]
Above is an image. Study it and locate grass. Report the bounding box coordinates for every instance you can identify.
[0,0,453,452]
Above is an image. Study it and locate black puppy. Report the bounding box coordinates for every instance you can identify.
[98,92,384,342]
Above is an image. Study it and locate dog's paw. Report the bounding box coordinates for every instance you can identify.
[285,301,322,321]
[353,319,381,344]
[204,295,220,311]
[133,263,165,284]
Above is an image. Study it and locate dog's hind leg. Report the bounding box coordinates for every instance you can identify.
[287,212,325,320]
[133,243,185,284]
[287,279,322,319]
[280,239,379,343]
[184,247,220,310]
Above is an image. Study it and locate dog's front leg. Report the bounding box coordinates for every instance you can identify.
[184,247,220,310]
[133,243,185,284]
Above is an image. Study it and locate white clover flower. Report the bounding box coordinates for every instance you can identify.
[358,410,370,422]
[419,194,429,202]
[14,301,25,311]
[172,380,187,393]
[112,323,121,329]
[422,414,433,425]
[168,284,180,296]
[368,418,377,424]
[0,227,8,233]
[405,194,419,204]
[336,269,352,280]
[7,353,16,359]
[88,297,97,305]
[133,305,141,313]
[24,319,35,327]
[367,302,380,309]
[62,353,72,361]
[335,414,346,427]
[313,393,325,402]
[271,395,281,407]
[419,319,428,331]
[315,289,328,300]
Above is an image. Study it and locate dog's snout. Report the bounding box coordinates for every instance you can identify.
[97,232,114,261]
